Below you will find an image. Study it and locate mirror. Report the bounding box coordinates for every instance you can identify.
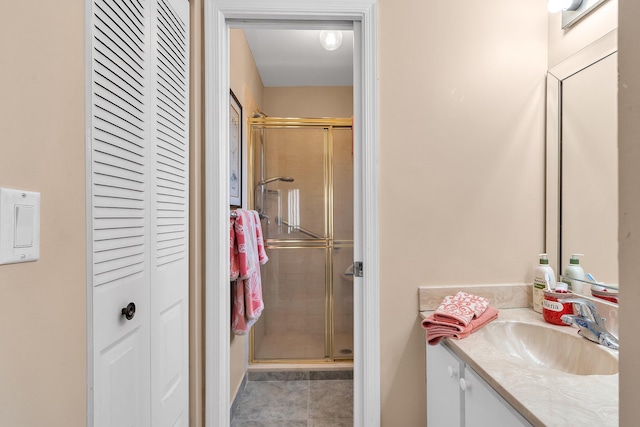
[546,29,618,296]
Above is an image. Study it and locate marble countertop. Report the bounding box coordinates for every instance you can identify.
[421,308,619,427]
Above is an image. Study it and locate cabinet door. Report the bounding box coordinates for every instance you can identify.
[463,367,531,427]
[427,343,463,427]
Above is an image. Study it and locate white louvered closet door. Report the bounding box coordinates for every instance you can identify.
[149,0,189,426]
[89,0,189,425]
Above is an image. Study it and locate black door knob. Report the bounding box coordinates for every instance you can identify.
[121,302,136,320]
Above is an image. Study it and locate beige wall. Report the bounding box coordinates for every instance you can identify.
[378,0,547,424]
[0,1,86,426]
[229,28,265,401]
[618,0,640,424]
[263,86,353,118]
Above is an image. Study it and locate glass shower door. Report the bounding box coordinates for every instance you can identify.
[249,119,353,362]
[255,247,328,360]
[332,127,354,359]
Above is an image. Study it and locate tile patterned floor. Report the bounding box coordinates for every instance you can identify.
[231,371,353,427]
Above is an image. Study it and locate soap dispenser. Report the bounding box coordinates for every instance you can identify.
[533,254,556,314]
[562,253,586,294]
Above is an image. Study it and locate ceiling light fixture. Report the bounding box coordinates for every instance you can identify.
[319,30,343,51]
[547,0,582,13]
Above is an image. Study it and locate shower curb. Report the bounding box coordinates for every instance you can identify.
[247,369,354,381]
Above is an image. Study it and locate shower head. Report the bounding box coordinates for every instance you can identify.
[258,176,295,186]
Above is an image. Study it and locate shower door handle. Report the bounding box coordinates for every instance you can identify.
[259,212,271,224]
[353,262,363,278]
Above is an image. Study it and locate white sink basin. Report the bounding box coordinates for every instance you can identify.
[480,321,618,376]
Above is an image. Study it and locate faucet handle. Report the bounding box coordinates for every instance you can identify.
[561,297,606,326]
[559,298,619,350]
[599,332,620,350]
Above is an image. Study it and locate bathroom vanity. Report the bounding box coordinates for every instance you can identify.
[427,341,530,426]
[419,286,619,427]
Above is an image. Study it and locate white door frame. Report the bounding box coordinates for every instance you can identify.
[203,1,379,426]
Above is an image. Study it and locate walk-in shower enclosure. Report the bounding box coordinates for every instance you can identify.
[249,117,354,363]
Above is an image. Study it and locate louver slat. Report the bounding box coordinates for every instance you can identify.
[92,0,148,287]
[154,0,188,267]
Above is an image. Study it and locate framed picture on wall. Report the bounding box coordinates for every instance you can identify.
[229,89,242,206]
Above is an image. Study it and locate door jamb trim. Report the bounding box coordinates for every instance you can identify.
[204,1,379,426]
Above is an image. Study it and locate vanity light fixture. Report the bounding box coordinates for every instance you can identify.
[548,0,610,29]
[547,0,582,13]
[319,30,343,51]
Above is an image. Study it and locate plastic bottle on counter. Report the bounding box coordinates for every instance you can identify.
[562,253,586,294]
[533,254,556,314]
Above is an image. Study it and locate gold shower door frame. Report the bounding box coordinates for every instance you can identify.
[248,117,353,364]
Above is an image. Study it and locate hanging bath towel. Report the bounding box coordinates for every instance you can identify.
[230,217,240,281]
[232,210,269,334]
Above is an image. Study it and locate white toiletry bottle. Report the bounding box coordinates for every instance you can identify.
[562,253,586,294]
[533,254,556,314]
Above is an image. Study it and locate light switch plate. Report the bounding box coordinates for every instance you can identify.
[0,187,40,265]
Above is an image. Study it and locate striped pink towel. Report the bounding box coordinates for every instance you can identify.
[231,210,269,335]
[234,210,269,278]
[423,305,499,346]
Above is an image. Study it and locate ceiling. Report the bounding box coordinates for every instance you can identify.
[243,29,354,87]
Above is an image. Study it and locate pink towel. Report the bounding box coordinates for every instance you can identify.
[231,210,269,335]
[422,305,499,346]
[234,210,268,279]
[231,279,247,334]
[433,291,489,326]
[230,218,240,281]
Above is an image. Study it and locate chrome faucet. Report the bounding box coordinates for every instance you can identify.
[561,298,619,350]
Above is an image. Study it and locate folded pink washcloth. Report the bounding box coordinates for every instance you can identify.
[422,305,499,346]
[432,291,489,326]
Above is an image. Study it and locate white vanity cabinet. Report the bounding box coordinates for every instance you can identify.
[427,343,531,427]
[426,340,463,426]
